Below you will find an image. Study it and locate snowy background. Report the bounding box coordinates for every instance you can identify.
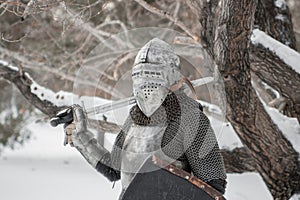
[1,0,300,199]
[0,61,299,200]
[1,119,281,200]
[0,63,299,199]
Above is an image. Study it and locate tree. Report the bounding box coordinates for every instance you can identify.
[198,0,300,198]
[0,0,299,199]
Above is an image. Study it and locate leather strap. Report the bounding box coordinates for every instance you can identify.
[152,156,226,200]
[169,77,198,100]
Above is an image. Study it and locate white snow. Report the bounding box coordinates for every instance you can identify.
[29,77,80,107]
[263,102,300,155]
[0,59,9,66]
[0,60,19,71]
[260,81,280,99]
[254,83,300,161]
[274,0,287,9]
[225,173,273,200]
[0,59,79,107]
[290,194,300,200]
[199,100,223,115]
[251,29,300,74]
[0,123,121,200]
[0,121,274,200]
[25,71,121,111]
[275,14,287,22]
[213,119,244,150]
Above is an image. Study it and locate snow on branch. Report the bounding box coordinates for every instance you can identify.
[0,60,78,107]
[251,29,300,75]
[0,60,68,116]
[250,29,300,122]
[255,85,300,156]
[254,68,300,155]
[0,60,121,133]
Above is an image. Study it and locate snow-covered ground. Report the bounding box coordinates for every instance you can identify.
[0,121,276,200]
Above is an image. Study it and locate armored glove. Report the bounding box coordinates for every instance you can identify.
[50,106,74,146]
[51,105,110,168]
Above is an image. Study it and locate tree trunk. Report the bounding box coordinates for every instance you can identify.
[200,0,300,198]
[221,148,256,173]
[198,0,219,57]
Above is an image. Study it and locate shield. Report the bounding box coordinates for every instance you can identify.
[121,157,226,200]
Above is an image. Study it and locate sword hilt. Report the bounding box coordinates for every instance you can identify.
[50,107,73,127]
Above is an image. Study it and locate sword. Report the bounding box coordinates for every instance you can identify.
[50,76,214,127]
[85,76,214,117]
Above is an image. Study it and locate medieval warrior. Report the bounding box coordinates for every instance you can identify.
[52,38,227,199]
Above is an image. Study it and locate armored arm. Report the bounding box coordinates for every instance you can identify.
[54,105,120,181]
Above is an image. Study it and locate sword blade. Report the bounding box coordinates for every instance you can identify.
[86,76,214,117]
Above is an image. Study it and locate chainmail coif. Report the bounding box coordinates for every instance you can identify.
[97,90,227,194]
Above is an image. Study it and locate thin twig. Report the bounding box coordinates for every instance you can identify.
[22,0,37,20]
[0,47,125,98]
[134,0,200,42]
[112,52,136,80]
[185,0,202,16]
[96,20,134,48]
[1,32,28,43]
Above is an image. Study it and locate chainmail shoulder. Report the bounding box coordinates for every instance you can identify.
[174,90,226,182]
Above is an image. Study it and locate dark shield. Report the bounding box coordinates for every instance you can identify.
[121,157,216,200]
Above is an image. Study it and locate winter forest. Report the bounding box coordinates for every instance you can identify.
[0,0,300,199]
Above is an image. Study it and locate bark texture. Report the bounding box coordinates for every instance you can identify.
[250,44,300,122]
[0,62,120,133]
[221,148,256,173]
[200,0,300,198]
[252,0,300,122]
[0,64,61,116]
[255,0,297,49]
[198,0,219,56]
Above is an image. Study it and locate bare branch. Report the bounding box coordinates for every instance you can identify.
[0,60,61,116]
[134,0,200,42]
[1,32,28,43]
[250,30,300,122]
[21,0,37,20]
[0,60,119,132]
[53,2,133,52]
[112,52,136,80]
[185,0,202,17]
[0,47,125,98]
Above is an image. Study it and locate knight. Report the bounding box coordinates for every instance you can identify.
[54,38,227,199]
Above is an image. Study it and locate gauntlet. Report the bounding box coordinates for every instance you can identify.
[52,105,110,168]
